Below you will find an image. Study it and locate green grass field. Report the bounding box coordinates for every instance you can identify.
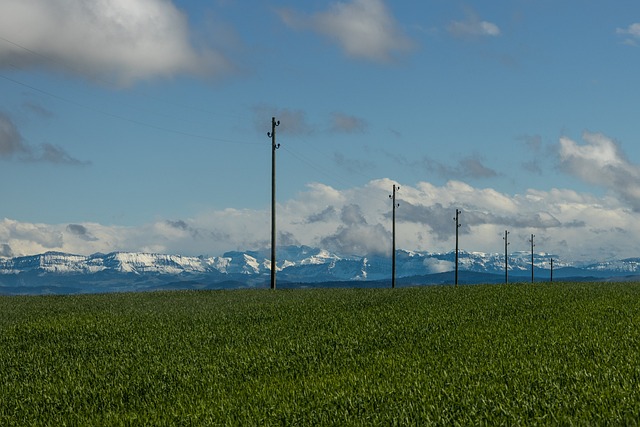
[2,283,640,425]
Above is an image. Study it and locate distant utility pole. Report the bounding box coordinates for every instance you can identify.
[550,258,554,283]
[389,184,400,289]
[503,230,510,284]
[267,117,280,290]
[453,209,461,287]
[529,234,535,283]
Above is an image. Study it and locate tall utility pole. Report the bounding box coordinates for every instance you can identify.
[267,117,280,290]
[529,234,535,283]
[389,184,400,289]
[503,230,510,284]
[550,258,554,283]
[453,209,461,287]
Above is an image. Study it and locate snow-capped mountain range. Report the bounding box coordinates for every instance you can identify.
[1,246,640,295]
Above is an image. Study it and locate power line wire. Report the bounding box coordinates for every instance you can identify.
[0,34,379,186]
[291,135,376,184]
[281,146,356,190]
[0,33,250,123]
[0,72,260,146]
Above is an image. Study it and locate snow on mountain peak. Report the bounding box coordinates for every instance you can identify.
[2,245,640,293]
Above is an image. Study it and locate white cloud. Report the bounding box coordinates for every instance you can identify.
[447,9,501,38]
[0,219,64,253]
[0,0,232,85]
[424,258,453,274]
[617,23,640,36]
[559,132,640,211]
[278,0,414,63]
[2,177,640,263]
[617,23,640,45]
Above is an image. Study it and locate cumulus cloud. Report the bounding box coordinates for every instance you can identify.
[341,204,367,226]
[0,0,232,85]
[278,230,301,247]
[0,112,88,164]
[559,132,640,211]
[166,220,189,230]
[66,224,98,241]
[278,0,414,63]
[448,9,501,38]
[2,177,640,262]
[396,202,465,241]
[320,222,389,256]
[0,244,13,258]
[306,206,337,223]
[1,219,64,251]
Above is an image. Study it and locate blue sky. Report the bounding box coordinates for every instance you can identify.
[2,0,640,263]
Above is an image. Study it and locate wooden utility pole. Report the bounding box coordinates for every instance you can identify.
[268,117,280,290]
[389,185,400,288]
[503,230,510,284]
[550,258,554,283]
[454,209,461,287]
[529,234,535,283]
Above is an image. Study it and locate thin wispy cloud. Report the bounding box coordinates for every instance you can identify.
[278,0,414,63]
[0,112,88,165]
[458,156,499,179]
[23,101,54,119]
[329,112,368,133]
[37,143,89,165]
[334,152,376,175]
[252,105,315,136]
[519,134,553,175]
[616,23,640,46]
[401,153,498,180]
[253,107,370,137]
[0,112,29,158]
[447,8,501,39]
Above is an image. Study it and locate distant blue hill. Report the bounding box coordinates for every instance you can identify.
[0,246,637,295]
